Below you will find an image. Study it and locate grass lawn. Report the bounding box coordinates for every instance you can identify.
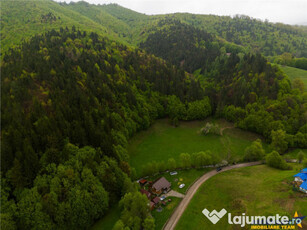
[90,204,120,230]
[128,118,267,176]
[278,65,307,91]
[152,197,182,230]
[176,164,307,230]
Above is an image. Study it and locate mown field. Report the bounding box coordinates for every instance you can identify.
[128,118,268,176]
[176,164,307,230]
[279,65,307,91]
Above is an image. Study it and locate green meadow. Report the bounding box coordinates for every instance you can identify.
[176,164,307,230]
[128,119,268,176]
[279,65,307,91]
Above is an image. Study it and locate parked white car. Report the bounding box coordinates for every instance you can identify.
[170,171,178,176]
[179,183,185,188]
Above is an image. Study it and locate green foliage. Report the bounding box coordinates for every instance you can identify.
[266,151,292,170]
[200,123,221,135]
[271,53,307,70]
[243,139,265,162]
[180,153,192,168]
[167,158,177,170]
[191,151,214,167]
[271,130,288,153]
[140,19,220,73]
[142,217,155,230]
[113,220,126,230]
[118,192,152,229]
[175,14,307,57]
[2,2,307,228]
[187,97,211,120]
[297,151,305,163]
[2,0,307,61]
[277,65,307,92]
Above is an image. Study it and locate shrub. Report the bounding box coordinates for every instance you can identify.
[243,139,265,162]
[266,151,292,170]
[297,151,305,163]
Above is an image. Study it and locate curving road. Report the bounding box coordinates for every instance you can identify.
[163,161,262,230]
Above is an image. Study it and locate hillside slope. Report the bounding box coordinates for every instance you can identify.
[2,0,307,58]
[1,28,205,229]
[1,0,124,54]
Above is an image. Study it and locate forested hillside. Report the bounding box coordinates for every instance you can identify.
[1,1,307,230]
[170,14,307,57]
[1,28,209,229]
[140,19,245,73]
[2,0,307,59]
[0,0,126,54]
[140,19,307,146]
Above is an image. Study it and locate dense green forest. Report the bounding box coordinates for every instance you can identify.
[140,19,307,146]
[170,14,307,57]
[2,0,307,60]
[1,28,211,229]
[1,1,307,230]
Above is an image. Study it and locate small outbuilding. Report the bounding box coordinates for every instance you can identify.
[152,196,161,206]
[139,179,147,186]
[140,189,151,200]
[293,168,307,194]
[149,201,155,210]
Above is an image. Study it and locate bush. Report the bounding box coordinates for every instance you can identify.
[297,151,305,163]
[243,139,265,162]
[200,123,220,135]
[179,153,191,168]
[191,151,213,167]
[266,151,292,170]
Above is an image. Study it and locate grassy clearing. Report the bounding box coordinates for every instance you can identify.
[128,118,267,176]
[91,204,120,230]
[152,197,182,230]
[278,65,307,91]
[176,164,307,230]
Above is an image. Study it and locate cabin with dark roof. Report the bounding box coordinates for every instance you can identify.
[152,177,171,195]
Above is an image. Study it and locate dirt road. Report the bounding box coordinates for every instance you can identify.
[163,161,262,230]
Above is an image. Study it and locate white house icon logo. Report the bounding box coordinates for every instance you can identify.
[202,208,227,224]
